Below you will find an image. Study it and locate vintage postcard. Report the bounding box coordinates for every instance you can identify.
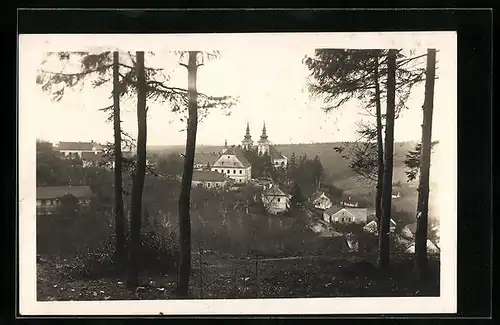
[18,31,457,315]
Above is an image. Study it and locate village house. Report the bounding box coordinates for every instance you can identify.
[339,196,360,208]
[192,170,228,190]
[211,145,252,184]
[401,222,417,239]
[36,185,93,215]
[323,205,369,224]
[56,141,103,159]
[261,185,289,215]
[310,191,333,210]
[363,218,397,234]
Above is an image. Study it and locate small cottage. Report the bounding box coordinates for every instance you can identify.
[192,170,228,190]
[323,206,369,224]
[363,218,397,234]
[401,222,417,239]
[311,191,333,210]
[261,185,289,215]
[56,141,103,159]
[36,185,93,215]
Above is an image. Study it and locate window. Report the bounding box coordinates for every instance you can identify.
[216,183,219,187]
[214,169,217,172]
[277,198,280,202]
[233,170,236,174]
[239,170,242,174]
[227,156,230,159]
[227,170,230,174]
[207,183,211,188]
[221,162,224,165]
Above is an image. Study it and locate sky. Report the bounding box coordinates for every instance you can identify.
[27,33,456,147]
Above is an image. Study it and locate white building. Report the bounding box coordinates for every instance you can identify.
[363,219,397,234]
[211,146,252,184]
[311,191,333,210]
[56,141,103,159]
[323,206,369,224]
[261,185,289,215]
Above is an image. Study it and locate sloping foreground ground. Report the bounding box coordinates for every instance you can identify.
[37,253,440,301]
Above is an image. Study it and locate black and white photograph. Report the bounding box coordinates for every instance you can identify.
[19,31,457,315]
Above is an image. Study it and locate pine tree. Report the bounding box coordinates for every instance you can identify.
[415,49,437,284]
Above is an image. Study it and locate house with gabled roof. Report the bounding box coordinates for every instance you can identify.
[401,222,417,239]
[211,146,252,184]
[310,191,333,210]
[261,185,289,215]
[56,141,103,159]
[323,205,369,225]
[363,218,397,235]
[192,170,228,190]
[36,185,94,215]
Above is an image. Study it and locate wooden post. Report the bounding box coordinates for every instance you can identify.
[199,245,204,299]
[255,256,260,298]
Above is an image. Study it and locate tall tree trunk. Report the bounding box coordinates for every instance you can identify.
[112,51,126,266]
[374,55,385,230]
[415,49,437,282]
[176,51,199,298]
[378,49,397,272]
[126,51,147,288]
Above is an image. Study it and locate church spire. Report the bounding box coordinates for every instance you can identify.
[260,121,268,139]
[244,122,251,139]
[222,139,228,153]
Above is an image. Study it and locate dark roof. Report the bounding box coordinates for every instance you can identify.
[37,186,93,200]
[269,145,286,160]
[213,147,251,168]
[57,141,102,151]
[324,205,342,215]
[262,186,287,197]
[192,171,228,182]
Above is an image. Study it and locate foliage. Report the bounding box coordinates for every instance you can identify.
[289,182,306,210]
[403,141,439,182]
[304,49,427,186]
[304,49,426,116]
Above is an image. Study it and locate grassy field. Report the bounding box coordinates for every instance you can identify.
[37,252,439,301]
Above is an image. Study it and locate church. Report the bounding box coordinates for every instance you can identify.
[210,122,288,184]
[241,122,288,168]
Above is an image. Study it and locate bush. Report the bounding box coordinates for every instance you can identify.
[62,228,180,280]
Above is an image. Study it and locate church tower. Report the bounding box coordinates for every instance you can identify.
[257,122,271,155]
[241,122,253,150]
[222,139,228,154]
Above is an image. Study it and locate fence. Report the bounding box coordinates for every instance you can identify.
[190,250,440,299]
